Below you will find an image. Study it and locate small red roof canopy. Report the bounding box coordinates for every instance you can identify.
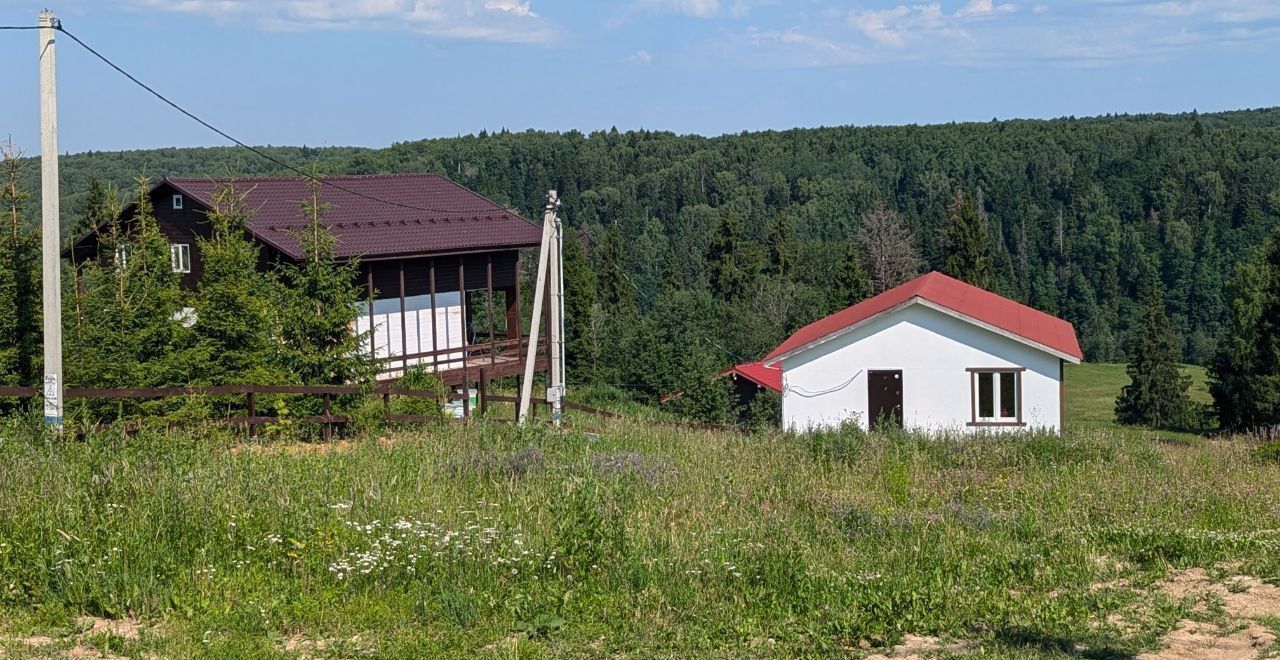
[764,271,1083,364]
[728,361,782,392]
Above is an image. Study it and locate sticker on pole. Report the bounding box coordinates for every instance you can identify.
[43,374,60,425]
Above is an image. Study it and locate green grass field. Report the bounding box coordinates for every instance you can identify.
[0,365,1275,659]
[1065,362,1213,442]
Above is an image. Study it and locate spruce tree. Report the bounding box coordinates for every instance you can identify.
[766,211,796,278]
[707,211,748,301]
[1211,231,1280,429]
[0,139,40,388]
[561,226,598,383]
[943,189,994,289]
[193,183,286,385]
[66,178,203,419]
[1115,277,1193,429]
[275,179,373,386]
[831,239,872,310]
[1251,233,1280,425]
[596,223,632,312]
[1209,259,1267,430]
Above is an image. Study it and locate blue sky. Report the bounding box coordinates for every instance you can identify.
[0,0,1277,154]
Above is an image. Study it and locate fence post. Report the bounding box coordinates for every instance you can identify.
[381,383,391,427]
[322,392,332,441]
[478,368,488,417]
[247,390,257,438]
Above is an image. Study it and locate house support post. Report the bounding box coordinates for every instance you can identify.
[399,259,408,375]
[429,259,438,372]
[487,255,496,366]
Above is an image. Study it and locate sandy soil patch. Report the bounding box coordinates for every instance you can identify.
[1138,620,1275,660]
[1139,567,1280,659]
[866,634,974,659]
[1161,568,1280,619]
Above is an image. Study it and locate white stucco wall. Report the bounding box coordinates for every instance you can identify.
[778,303,1064,434]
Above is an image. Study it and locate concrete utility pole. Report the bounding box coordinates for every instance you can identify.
[38,9,63,429]
[518,191,562,425]
[548,200,565,427]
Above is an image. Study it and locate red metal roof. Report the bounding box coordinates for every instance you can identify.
[165,173,542,260]
[764,271,1083,364]
[729,361,783,392]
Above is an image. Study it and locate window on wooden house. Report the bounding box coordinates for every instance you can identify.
[172,194,184,210]
[969,368,1023,426]
[170,243,191,274]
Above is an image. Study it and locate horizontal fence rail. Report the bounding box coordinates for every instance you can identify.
[0,371,618,435]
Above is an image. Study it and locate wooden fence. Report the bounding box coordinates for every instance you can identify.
[0,369,619,436]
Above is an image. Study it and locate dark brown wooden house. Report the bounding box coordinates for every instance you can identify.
[65,173,548,386]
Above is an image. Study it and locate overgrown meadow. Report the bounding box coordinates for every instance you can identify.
[0,412,1278,658]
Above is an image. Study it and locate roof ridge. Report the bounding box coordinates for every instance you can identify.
[166,172,446,183]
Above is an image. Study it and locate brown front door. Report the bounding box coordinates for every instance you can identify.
[868,370,903,430]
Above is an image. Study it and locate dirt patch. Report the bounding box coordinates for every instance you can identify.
[1138,567,1280,659]
[866,634,974,659]
[1160,568,1280,619]
[1138,620,1275,660]
[76,615,142,640]
[0,616,143,659]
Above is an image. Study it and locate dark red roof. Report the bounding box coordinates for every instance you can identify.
[166,173,541,260]
[729,361,783,392]
[764,271,1083,364]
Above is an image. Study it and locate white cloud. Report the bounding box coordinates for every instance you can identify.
[133,0,558,44]
[626,0,720,18]
[484,0,536,18]
[955,0,1018,17]
[625,49,653,63]
[735,0,1280,69]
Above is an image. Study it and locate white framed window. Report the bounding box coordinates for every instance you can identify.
[114,244,131,269]
[969,368,1023,426]
[172,194,184,210]
[170,243,191,274]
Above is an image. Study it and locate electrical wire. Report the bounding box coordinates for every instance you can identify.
[10,20,756,368]
[21,20,520,216]
[783,370,863,398]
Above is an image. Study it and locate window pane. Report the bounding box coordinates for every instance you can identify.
[978,372,994,418]
[1000,372,1017,418]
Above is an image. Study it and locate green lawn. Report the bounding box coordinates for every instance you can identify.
[1066,362,1212,440]
[0,410,1277,657]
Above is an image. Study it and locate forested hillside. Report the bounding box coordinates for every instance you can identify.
[14,108,1280,417]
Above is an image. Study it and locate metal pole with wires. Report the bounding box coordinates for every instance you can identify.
[38,9,62,429]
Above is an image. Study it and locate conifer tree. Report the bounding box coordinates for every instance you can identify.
[707,211,748,301]
[193,183,286,385]
[766,211,796,278]
[1209,258,1267,430]
[562,226,598,383]
[66,178,203,418]
[831,239,872,310]
[74,176,113,241]
[275,179,373,386]
[1115,277,1193,429]
[943,189,994,289]
[0,139,40,387]
[1211,230,1280,429]
[596,223,633,311]
[1251,233,1280,425]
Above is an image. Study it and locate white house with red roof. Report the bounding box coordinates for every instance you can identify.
[759,272,1083,434]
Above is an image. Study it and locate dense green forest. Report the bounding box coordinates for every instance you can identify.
[9,108,1280,421]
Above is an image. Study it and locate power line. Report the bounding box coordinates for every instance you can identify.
[13,20,509,217]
